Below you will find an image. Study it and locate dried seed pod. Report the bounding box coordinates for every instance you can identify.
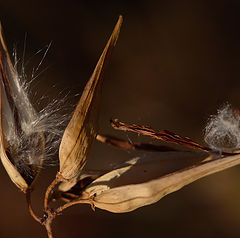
[59,16,122,185]
[0,23,45,192]
[78,152,240,213]
[81,151,207,198]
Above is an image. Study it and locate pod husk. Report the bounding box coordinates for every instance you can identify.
[0,23,44,192]
[80,152,240,213]
[59,16,123,189]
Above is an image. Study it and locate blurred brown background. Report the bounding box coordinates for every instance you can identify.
[1,0,240,237]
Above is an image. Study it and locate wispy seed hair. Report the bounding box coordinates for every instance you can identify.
[204,104,240,153]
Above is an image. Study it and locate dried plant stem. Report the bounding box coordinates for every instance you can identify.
[26,190,42,224]
[56,198,94,214]
[44,173,62,212]
[42,173,95,238]
[43,174,62,238]
[42,198,93,238]
[97,134,178,152]
[45,218,54,238]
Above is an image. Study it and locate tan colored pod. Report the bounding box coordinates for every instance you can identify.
[0,126,28,192]
[59,16,123,182]
[83,152,208,197]
[80,152,240,213]
[0,23,44,192]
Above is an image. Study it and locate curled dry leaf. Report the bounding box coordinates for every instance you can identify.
[74,152,240,213]
[58,16,123,188]
[0,23,44,192]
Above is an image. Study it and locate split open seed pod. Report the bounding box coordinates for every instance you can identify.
[0,23,44,192]
[58,16,123,190]
[61,151,240,213]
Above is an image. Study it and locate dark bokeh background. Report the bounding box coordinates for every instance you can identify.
[1,1,240,237]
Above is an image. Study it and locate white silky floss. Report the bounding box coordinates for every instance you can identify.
[204,104,240,153]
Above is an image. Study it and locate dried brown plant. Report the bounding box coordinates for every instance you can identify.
[0,15,240,238]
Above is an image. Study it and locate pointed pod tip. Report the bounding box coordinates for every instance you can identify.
[118,15,123,23]
[109,15,123,48]
[59,16,124,180]
[0,22,8,53]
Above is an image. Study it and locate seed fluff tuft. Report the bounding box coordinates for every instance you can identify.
[204,104,240,153]
[2,43,70,180]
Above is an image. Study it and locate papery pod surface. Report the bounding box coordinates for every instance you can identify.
[79,152,240,213]
[0,23,44,192]
[59,16,123,185]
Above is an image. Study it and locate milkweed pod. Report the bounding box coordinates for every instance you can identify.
[0,23,44,192]
[61,152,210,209]
[0,134,28,192]
[80,152,208,205]
[59,16,123,185]
[79,151,236,213]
